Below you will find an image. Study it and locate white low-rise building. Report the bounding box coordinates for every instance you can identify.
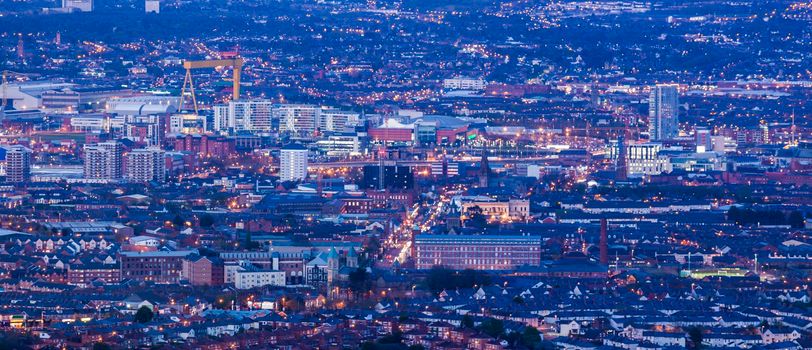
[234,267,286,289]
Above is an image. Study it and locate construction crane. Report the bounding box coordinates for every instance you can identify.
[179,58,243,114]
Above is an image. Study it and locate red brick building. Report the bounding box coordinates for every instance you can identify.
[68,263,120,287]
[119,250,196,284]
[172,134,235,158]
[413,234,541,270]
[181,255,225,286]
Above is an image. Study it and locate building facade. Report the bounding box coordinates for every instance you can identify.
[83,141,122,180]
[234,267,286,289]
[181,255,224,286]
[414,235,542,270]
[119,250,196,284]
[125,148,166,183]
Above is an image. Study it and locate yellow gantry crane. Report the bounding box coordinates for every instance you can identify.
[180,58,243,114]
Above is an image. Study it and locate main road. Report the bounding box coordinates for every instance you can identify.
[308,156,556,169]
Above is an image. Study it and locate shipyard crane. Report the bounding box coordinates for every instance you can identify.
[179,58,243,114]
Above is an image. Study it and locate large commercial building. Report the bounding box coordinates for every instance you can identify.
[83,141,122,180]
[626,143,667,177]
[4,145,31,183]
[125,148,165,183]
[314,134,362,157]
[41,86,130,110]
[414,235,542,270]
[443,77,487,91]
[648,84,679,141]
[362,163,414,190]
[280,144,308,182]
[319,108,360,132]
[609,141,668,177]
[459,198,530,221]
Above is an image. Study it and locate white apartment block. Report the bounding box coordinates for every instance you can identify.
[211,101,360,135]
[280,145,308,182]
[83,141,122,179]
[125,148,166,183]
[234,269,286,289]
[443,77,487,91]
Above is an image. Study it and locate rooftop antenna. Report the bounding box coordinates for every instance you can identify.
[16,34,24,61]
[754,254,758,275]
[791,109,797,146]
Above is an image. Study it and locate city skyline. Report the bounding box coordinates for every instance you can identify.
[0,0,810,349]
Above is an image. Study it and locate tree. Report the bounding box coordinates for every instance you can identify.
[788,211,805,228]
[727,206,740,224]
[92,343,112,350]
[688,327,704,349]
[134,305,154,323]
[466,205,488,228]
[349,268,372,294]
[378,332,403,344]
[521,327,541,349]
[425,266,492,293]
[479,318,505,338]
[199,214,215,227]
[281,214,298,228]
[243,231,260,250]
[172,215,185,229]
[366,236,381,255]
[461,314,474,329]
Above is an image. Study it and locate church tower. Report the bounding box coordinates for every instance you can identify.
[346,248,358,269]
[326,247,339,286]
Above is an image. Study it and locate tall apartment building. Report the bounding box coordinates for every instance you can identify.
[125,148,165,183]
[276,104,319,134]
[124,114,165,147]
[4,145,32,183]
[211,101,360,135]
[83,141,122,180]
[212,100,274,133]
[649,84,680,141]
[280,144,308,182]
[319,108,360,132]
